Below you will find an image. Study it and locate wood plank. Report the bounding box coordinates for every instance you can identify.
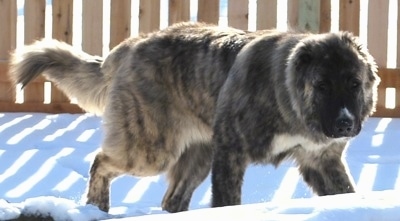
[198,0,219,24]
[287,0,299,30]
[2,59,19,103]
[52,0,73,103]
[0,82,14,103]
[397,0,400,68]
[256,0,277,30]
[339,0,360,35]
[24,0,46,103]
[23,83,45,103]
[228,0,248,30]
[52,0,73,43]
[169,0,190,25]
[0,0,16,103]
[373,107,400,118]
[110,0,131,49]
[367,0,389,67]
[139,0,161,33]
[0,0,16,59]
[0,60,10,82]
[24,0,46,44]
[373,68,400,118]
[298,0,320,33]
[0,102,84,114]
[82,0,103,56]
[319,0,330,32]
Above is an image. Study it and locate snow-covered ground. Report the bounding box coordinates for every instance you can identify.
[0,112,399,220]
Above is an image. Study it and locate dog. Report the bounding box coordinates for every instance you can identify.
[210,29,380,207]
[9,22,379,212]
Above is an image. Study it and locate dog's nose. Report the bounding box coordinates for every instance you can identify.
[333,117,354,137]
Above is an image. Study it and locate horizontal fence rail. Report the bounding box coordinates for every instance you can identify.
[0,0,399,117]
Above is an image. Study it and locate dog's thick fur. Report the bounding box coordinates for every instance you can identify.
[9,22,379,212]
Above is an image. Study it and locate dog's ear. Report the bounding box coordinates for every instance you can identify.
[291,42,313,71]
[341,32,379,82]
[340,32,366,56]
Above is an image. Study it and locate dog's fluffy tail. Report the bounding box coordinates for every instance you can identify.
[9,39,109,115]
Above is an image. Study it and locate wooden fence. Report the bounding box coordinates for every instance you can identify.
[0,0,399,117]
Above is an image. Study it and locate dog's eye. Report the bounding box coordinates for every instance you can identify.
[350,79,361,90]
[315,82,329,92]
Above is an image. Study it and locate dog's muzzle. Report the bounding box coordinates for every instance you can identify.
[332,108,356,138]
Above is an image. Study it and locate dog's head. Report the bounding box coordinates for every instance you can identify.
[286,32,380,139]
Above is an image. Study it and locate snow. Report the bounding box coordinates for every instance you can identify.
[0,112,399,220]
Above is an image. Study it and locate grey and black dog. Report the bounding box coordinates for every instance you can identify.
[9,22,380,212]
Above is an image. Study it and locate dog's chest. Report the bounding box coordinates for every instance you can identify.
[270,134,324,155]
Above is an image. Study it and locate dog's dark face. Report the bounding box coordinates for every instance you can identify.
[287,32,379,139]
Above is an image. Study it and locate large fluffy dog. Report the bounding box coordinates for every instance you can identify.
[9,22,379,212]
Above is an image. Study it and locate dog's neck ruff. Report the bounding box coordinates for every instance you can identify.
[270,133,349,155]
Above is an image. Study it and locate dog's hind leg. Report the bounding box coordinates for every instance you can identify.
[295,143,355,196]
[86,152,124,212]
[162,142,213,213]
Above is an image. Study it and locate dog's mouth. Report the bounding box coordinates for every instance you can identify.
[318,107,362,138]
[322,118,361,138]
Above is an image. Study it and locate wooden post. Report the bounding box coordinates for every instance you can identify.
[25,0,46,43]
[367,0,389,67]
[52,0,73,43]
[319,0,330,33]
[52,0,73,103]
[82,0,103,56]
[298,0,320,33]
[397,0,400,68]
[24,0,46,103]
[139,0,160,33]
[0,0,16,105]
[228,0,248,30]
[198,0,219,24]
[256,0,277,30]
[339,0,360,35]
[169,0,190,25]
[110,0,131,49]
[287,0,299,29]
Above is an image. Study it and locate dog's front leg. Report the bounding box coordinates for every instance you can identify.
[295,142,355,196]
[86,152,122,212]
[211,125,248,207]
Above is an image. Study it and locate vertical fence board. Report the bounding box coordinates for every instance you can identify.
[319,0,330,32]
[256,0,277,30]
[228,0,248,30]
[52,0,73,43]
[339,0,360,35]
[198,0,219,24]
[24,0,46,43]
[52,0,73,103]
[397,0,400,68]
[367,0,389,67]
[24,0,46,103]
[287,0,299,29]
[110,0,131,49]
[82,0,103,56]
[139,0,160,33]
[0,0,16,103]
[298,0,320,33]
[169,0,190,25]
[0,0,16,58]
